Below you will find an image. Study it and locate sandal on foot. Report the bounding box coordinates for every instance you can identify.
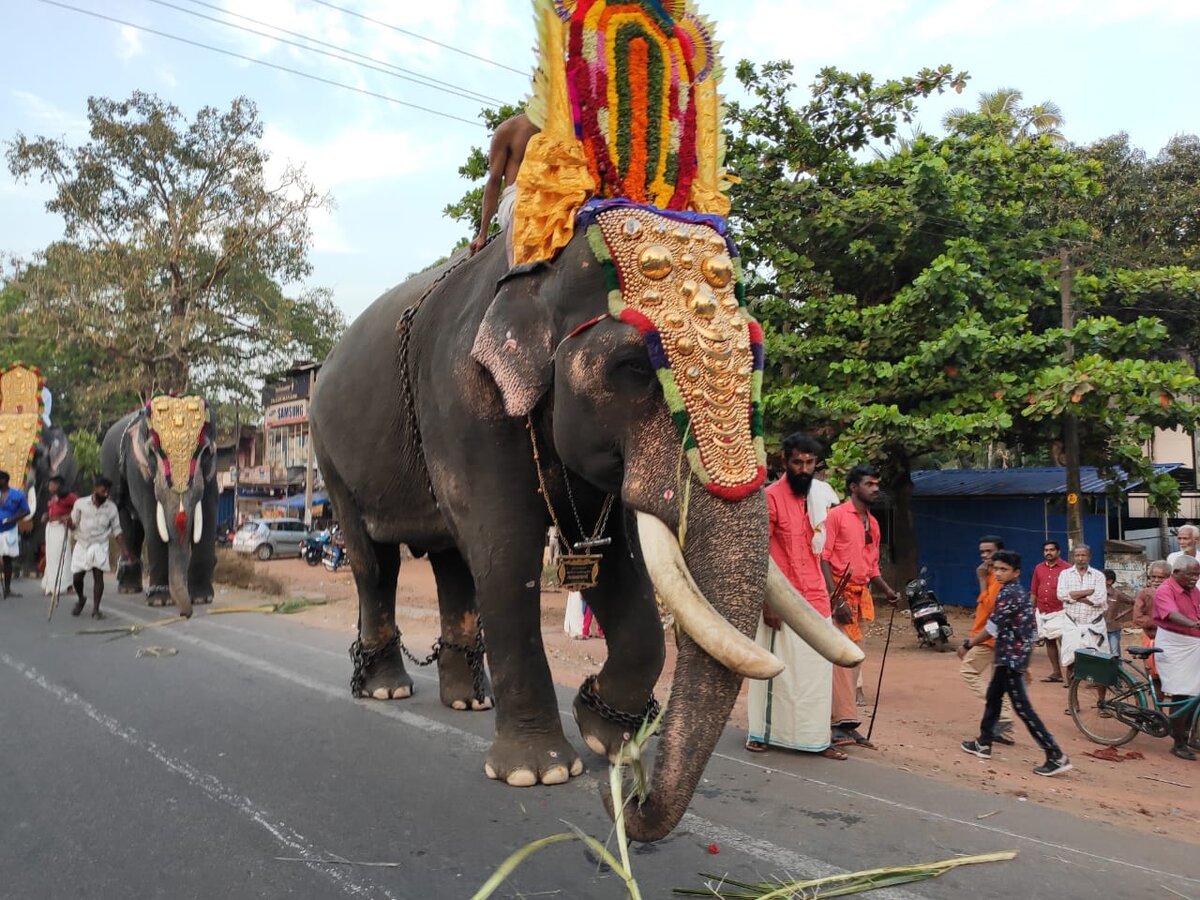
[818,747,849,760]
[745,740,768,753]
[1041,675,1064,683]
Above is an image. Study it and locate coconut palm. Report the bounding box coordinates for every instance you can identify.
[943,87,1066,145]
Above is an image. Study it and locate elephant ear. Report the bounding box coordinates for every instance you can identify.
[127,416,155,483]
[471,267,556,417]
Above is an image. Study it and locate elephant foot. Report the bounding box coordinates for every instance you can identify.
[145,587,171,607]
[119,584,143,595]
[573,676,660,763]
[351,638,414,700]
[193,595,214,606]
[484,733,584,787]
[438,645,493,712]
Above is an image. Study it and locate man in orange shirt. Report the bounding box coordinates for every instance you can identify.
[822,464,899,746]
[959,536,1014,744]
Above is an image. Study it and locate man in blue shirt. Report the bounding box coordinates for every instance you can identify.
[958,549,1072,777]
[0,469,32,598]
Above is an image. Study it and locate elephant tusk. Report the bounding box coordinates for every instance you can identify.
[156,502,170,544]
[192,502,203,545]
[24,485,36,520]
[766,560,865,667]
[635,512,783,680]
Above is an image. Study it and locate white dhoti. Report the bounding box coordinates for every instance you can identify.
[747,615,833,752]
[1036,609,1066,641]
[1155,627,1200,696]
[41,522,73,594]
[564,590,585,637]
[71,540,110,575]
[0,528,19,558]
[497,183,518,232]
[1060,616,1106,667]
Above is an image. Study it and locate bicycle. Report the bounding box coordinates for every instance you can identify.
[1067,646,1200,753]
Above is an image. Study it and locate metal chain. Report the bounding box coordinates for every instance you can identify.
[526,416,614,553]
[578,674,661,730]
[397,248,479,499]
[349,625,489,704]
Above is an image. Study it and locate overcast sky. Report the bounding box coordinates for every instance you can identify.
[3,0,1196,320]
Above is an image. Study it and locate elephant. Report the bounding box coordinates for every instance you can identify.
[309,218,861,843]
[100,396,217,618]
[16,424,79,578]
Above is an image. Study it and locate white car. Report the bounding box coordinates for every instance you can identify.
[232,518,312,560]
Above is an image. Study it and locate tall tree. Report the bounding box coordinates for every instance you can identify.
[943,87,1066,145]
[5,92,344,415]
[727,63,1198,578]
[442,103,525,253]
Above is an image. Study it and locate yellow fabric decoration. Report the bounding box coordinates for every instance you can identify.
[512,135,595,266]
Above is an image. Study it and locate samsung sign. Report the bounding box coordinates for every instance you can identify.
[266,400,308,426]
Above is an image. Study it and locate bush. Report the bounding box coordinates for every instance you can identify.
[214,549,285,596]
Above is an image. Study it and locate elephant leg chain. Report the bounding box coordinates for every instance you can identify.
[579,674,662,731]
[348,633,399,697]
[398,627,490,705]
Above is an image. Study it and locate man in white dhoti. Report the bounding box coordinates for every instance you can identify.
[68,476,129,619]
[746,433,846,759]
[40,474,76,596]
[1056,544,1107,681]
[469,112,540,265]
[1152,556,1200,760]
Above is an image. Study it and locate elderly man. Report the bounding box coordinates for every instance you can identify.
[1153,556,1200,760]
[1056,544,1107,681]
[1167,524,1200,570]
[1133,560,1170,693]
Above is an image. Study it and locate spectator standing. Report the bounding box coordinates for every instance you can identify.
[1152,556,1200,760]
[1166,524,1200,571]
[1132,560,1169,693]
[959,536,1015,745]
[1030,540,1071,682]
[1056,545,1107,681]
[1103,569,1135,657]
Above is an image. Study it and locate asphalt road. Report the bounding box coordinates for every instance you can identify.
[1,573,1196,900]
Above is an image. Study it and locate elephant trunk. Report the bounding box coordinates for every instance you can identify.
[169,549,194,619]
[620,492,769,844]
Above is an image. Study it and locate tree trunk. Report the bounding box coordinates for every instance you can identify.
[888,460,919,586]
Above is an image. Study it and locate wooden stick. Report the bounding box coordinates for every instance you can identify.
[1137,775,1192,789]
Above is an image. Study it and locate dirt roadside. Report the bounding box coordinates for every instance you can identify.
[248,556,1199,843]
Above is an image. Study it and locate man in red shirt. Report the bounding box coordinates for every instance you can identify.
[1152,556,1200,759]
[822,464,899,747]
[40,474,77,596]
[1029,540,1070,682]
[746,433,847,759]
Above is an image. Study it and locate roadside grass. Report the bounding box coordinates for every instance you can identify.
[214,549,286,597]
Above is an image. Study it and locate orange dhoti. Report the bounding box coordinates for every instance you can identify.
[832,583,872,728]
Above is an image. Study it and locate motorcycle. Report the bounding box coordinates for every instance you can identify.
[300,531,331,567]
[322,526,348,573]
[905,568,953,650]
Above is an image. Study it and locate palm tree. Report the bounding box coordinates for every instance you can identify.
[943,87,1066,145]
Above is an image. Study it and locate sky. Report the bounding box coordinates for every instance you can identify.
[2,0,1197,321]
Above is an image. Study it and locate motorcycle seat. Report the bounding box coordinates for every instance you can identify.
[1126,645,1162,658]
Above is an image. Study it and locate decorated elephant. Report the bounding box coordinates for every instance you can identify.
[100,396,217,617]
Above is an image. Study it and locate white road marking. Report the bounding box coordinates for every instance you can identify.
[0,652,399,900]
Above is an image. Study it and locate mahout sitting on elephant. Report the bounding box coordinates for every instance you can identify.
[100,395,217,618]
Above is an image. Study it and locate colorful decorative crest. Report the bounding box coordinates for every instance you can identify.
[582,200,765,500]
[146,395,210,494]
[514,0,730,266]
[0,364,45,483]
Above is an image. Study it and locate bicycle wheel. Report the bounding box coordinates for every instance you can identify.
[1188,700,1200,752]
[1068,672,1143,746]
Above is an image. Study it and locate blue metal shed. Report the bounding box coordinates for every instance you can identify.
[910,466,1176,607]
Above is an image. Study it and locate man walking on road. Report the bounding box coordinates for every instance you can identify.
[68,476,129,619]
[822,463,899,748]
[1030,540,1070,683]
[746,433,846,759]
[960,536,1016,745]
[0,469,31,598]
[1056,544,1107,682]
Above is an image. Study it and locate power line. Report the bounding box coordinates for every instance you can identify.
[305,0,529,77]
[35,0,485,128]
[152,0,504,108]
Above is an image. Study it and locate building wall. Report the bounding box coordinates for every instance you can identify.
[911,496,1107,607]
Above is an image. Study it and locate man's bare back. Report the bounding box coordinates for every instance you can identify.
[469,113,540,256]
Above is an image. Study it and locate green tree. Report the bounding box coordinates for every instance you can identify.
[727,63,1199,576]
[5,92,345,416]
[68,429,101,489]
[943,87,1066,145]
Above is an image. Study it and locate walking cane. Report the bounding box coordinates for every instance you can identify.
[865,600,898,744]
[47,527,69,622]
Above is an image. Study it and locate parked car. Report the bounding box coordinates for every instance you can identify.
[232,517,312,560]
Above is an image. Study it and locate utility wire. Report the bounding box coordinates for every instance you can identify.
[305,0,528,76]
[35,0,485,127]
[154,0,504,108]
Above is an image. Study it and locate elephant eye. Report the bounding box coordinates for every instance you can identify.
[607,350,654,383]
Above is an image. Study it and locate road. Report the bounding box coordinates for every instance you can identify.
[1,573,1196,900]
